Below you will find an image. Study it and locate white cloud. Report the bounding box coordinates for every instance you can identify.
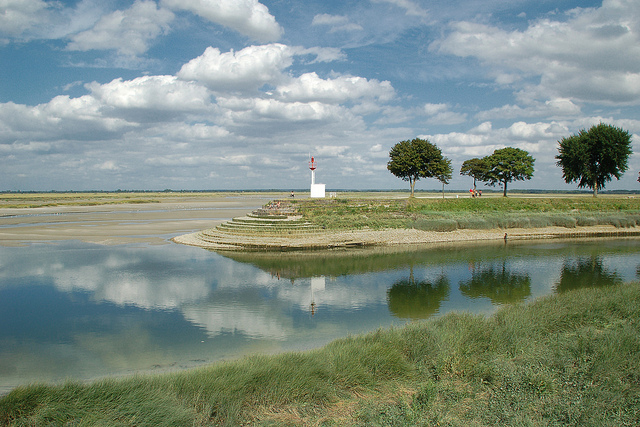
[422,120,609,191]
[0,95,133,144]
[275,72,395,103]
[97,160,118,171]
[476,98,582,121]
[312,14,349,26]
[311,13,363,33]
[371,0,429,18]
[0,0,49,36]
[423,103,448,116]
[158,122,230,140]
[292,46,347,63]
[432,0,640,104]
[0,74,214,147]
[161,0,283,42]
[217,97,347,123]
[422,103,467,125]
[177,44,293,92]
[86,75,210,112]
[66,0,174,56]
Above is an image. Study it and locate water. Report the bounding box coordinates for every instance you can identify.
[1,238,638,394]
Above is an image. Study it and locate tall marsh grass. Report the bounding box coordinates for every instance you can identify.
[2,282,639,426]
[296,196,640,232]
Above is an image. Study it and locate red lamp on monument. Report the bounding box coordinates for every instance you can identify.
[309,156,317,185]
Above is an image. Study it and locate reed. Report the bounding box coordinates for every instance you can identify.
[297,196,640,232]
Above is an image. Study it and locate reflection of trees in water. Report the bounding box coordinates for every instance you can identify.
[459,263,531,304]
[556,256,622,293]
[387,269,450,320]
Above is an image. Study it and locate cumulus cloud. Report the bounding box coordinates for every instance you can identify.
[86,75,210,112]
[432,0,640,104]
[66,0,174,56]
[177,44,293,92]
[0,74,214,148]
[161,0,282,42]
[427,120,570,155]
[0,0,49,36]
[0,95,133,145]
[217,97,348,123]
[275,72,395,103]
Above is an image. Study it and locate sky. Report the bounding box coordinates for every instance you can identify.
[1,0,639,192]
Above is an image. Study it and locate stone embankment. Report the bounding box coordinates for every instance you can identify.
[172,200,640,251]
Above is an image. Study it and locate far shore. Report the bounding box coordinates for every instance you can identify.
[2,191,639,248]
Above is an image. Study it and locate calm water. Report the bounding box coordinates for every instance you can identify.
[1,238,639,394]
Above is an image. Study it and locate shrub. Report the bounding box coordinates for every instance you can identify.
[497,216,533,229]
[576,216,597,226]
[412,218,458,232]
[456,217,492,229]
[550,215,577,228]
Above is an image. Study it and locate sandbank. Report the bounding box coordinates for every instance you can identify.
[0,195,269,246]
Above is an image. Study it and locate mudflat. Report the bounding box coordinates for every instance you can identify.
[0,193,273,246]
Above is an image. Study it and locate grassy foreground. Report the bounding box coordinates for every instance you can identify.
[2,282,639,426]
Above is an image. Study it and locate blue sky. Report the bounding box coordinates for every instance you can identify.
[1,0,639,191]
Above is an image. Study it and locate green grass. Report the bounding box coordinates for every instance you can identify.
[295,196,640,231]
[2,282,639,426]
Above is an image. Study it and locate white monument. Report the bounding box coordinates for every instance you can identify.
[309,156,326,198]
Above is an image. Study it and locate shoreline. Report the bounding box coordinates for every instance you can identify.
[1,193,638,249]
[172,224,640,251]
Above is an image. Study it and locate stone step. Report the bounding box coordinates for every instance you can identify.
[211,227,323,237]
[231,216,305,224]
[217,222,319,231]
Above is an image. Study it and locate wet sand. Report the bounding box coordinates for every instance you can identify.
[0,194,271,246]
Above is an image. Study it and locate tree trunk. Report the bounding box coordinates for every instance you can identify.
[593,181,598,197]
[503,180,508,197]
[410,177,415,197]
[442,181,445,199]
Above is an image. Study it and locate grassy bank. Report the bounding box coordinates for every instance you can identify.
[2,282,639,426]
[295,196,640,231]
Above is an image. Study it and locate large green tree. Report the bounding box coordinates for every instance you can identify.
[556,123,633,197]
[460,157,489,191]
[483,147,535,197]
[387,138,451,197]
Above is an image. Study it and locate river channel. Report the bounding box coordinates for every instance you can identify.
[1,236,639,394]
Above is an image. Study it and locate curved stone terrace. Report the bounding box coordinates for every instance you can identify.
[172,199,640,251]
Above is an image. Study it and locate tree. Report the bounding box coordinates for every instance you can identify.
[483,147,535,197]
[460,157,489,191]
[556,123,632,197]
[435,157,453,199]
[387,138,450,197]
